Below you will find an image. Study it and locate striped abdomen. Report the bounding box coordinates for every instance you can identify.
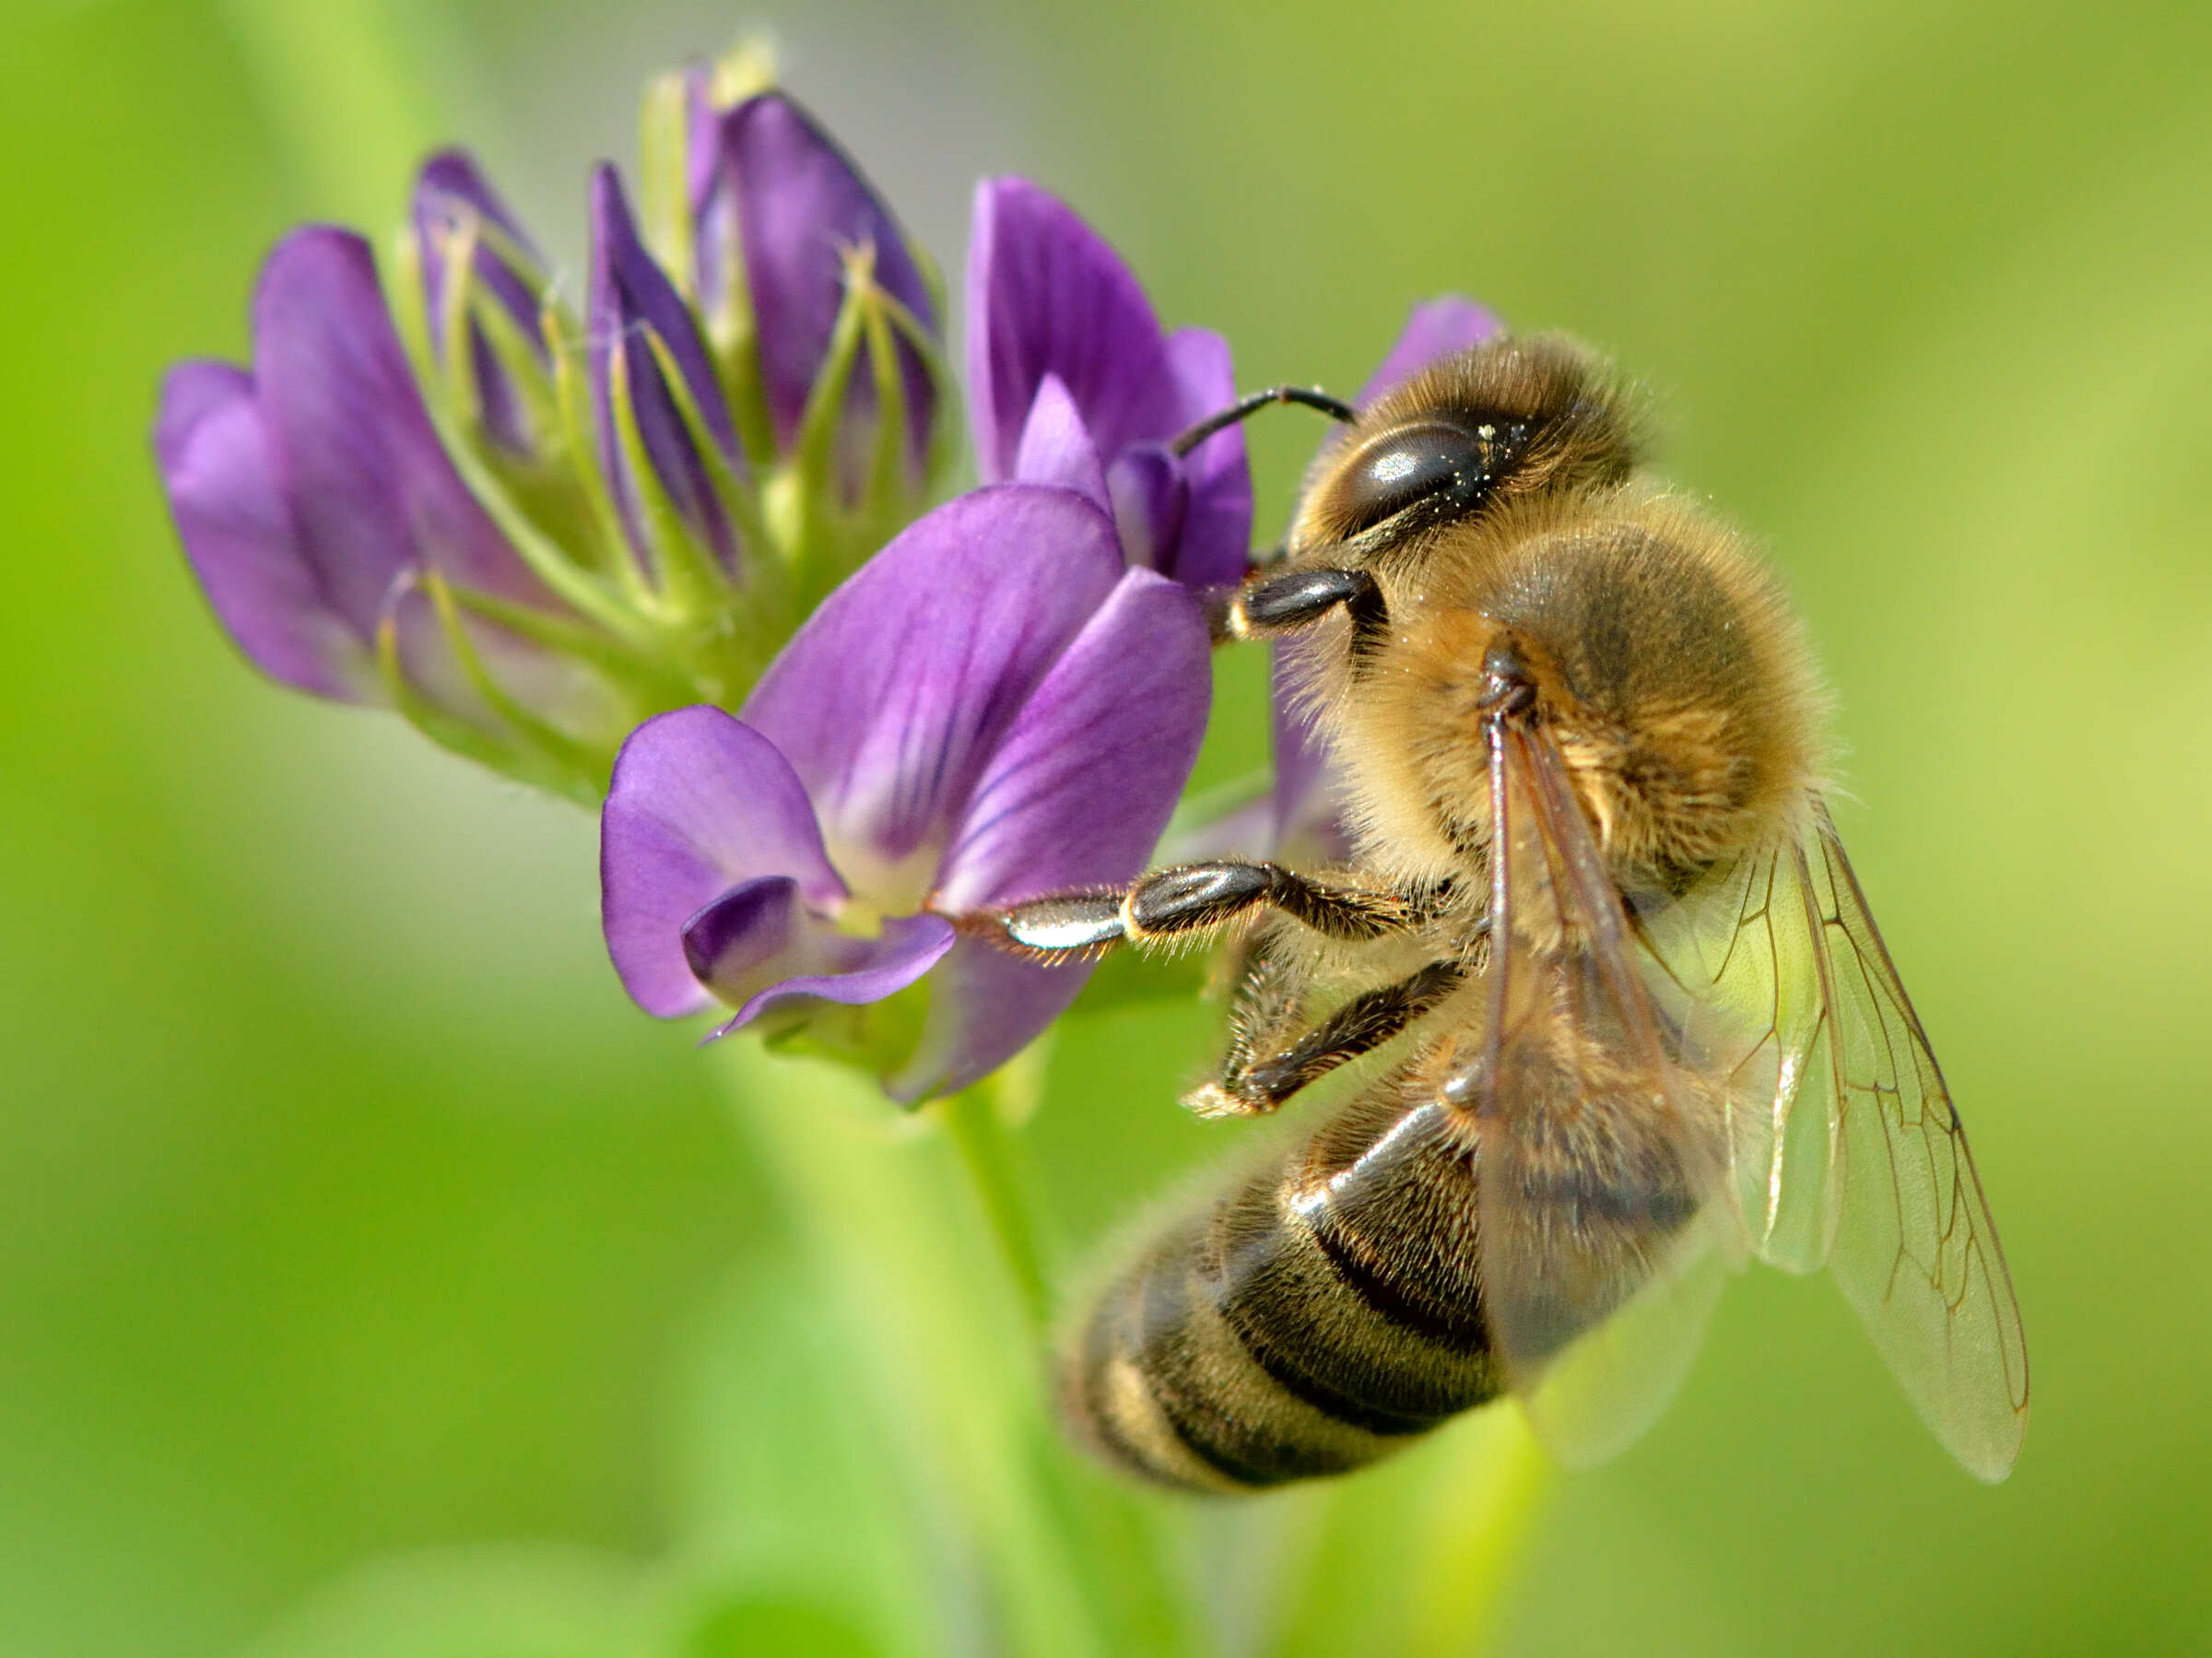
[1062,1079,1500,1491]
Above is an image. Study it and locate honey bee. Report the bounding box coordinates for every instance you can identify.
[987,335,2029,1490]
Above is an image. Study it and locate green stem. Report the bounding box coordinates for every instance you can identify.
[716,1041,1119,1657]
[1404,1409,1548,1657]
[936,1081,1053,1337]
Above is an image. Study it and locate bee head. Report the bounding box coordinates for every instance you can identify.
[1288,335,1643,566]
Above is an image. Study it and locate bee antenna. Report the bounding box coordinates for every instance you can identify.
[1170,386,1358,457]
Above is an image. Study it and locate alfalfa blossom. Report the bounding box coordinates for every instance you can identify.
[155,50,952,802]
[594,171,1274,1093]
[966,178,1253,590]
[601,487,1209,1100]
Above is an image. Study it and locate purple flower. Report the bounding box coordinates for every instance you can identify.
[966,179,1252,589]
[157,57,960,800]
[154,227,586,719]
[410,149,554,466]
[602,485,1210,1099]
[589,163,755,588]
[683,85,941,493]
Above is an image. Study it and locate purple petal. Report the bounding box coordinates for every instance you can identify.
[965,178,1183,482]
[381,570,624,749]
[1160,326,1253,587]
[1103,444,1186,577]
[888,938,1085,1102]
[712,909,955,1036]
[412,148,546,359]
[412,150,550,459]
[249,228,543,612]
[711,92,937,464]
[742,486,1124,891]
[154,360,378,700]
[935,567,1210,911]
[1358,296,1506,406]
[682,875,806,993]
[601,707,849,1017]
[1010,374,1109,510]
[588,165,746,571]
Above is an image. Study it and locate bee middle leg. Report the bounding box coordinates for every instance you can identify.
[1189,957,1467,1118]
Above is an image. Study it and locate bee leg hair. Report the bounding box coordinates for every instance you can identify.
[1124,862,1409,943]
[1190,958,1465,1118]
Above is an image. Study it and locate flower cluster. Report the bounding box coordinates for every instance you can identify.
[158,53,950,802]
[155,43,1499,1100]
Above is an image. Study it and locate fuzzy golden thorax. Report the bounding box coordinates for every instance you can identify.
[1309,488,1828,895]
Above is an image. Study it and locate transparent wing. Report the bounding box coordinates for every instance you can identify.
[1635,798,2030,1479]
[1787,801,2030,1481]
[1633,841,1841,1274]
[1454,719,1735,1467]
[1518,1205,1735,1469]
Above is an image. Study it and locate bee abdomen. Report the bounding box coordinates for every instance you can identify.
[1061,1094,1500,1491]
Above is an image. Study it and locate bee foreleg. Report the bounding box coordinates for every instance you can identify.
[1124,862,1411,944]
[1190,958,1465,1117]
[1217,567,1388,654]
[987,863,1413,960]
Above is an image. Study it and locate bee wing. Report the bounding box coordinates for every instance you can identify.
[1631,841,1841,1275]
[1456,719,1735,1467]
[1636,801,2030,1479]
[1793,803,2029,1479]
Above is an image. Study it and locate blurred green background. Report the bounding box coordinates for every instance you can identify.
[7,0,2211,1652]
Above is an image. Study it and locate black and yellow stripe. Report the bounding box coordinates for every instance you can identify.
[1062,1081,1500,1491]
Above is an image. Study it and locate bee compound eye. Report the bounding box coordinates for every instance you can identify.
[1334,420,1488,535]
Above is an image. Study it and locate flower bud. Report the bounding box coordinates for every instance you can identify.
[652,51,953,604]
[586,163,772,641]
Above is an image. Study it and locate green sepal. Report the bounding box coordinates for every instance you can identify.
[445,582,691,712]
[605,329,728,621]
[641,328,776,595]
[882,288,961,506]
[462,260,604,560]
[637,65,694,292]
[544,300,654,610]
[418,569,618,796]
[778,258,958,613]
[759,972,934,1101]
[857,276,910,539]
[374,592,601,805]
[386,234,649,649]
[707,39,779,106]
